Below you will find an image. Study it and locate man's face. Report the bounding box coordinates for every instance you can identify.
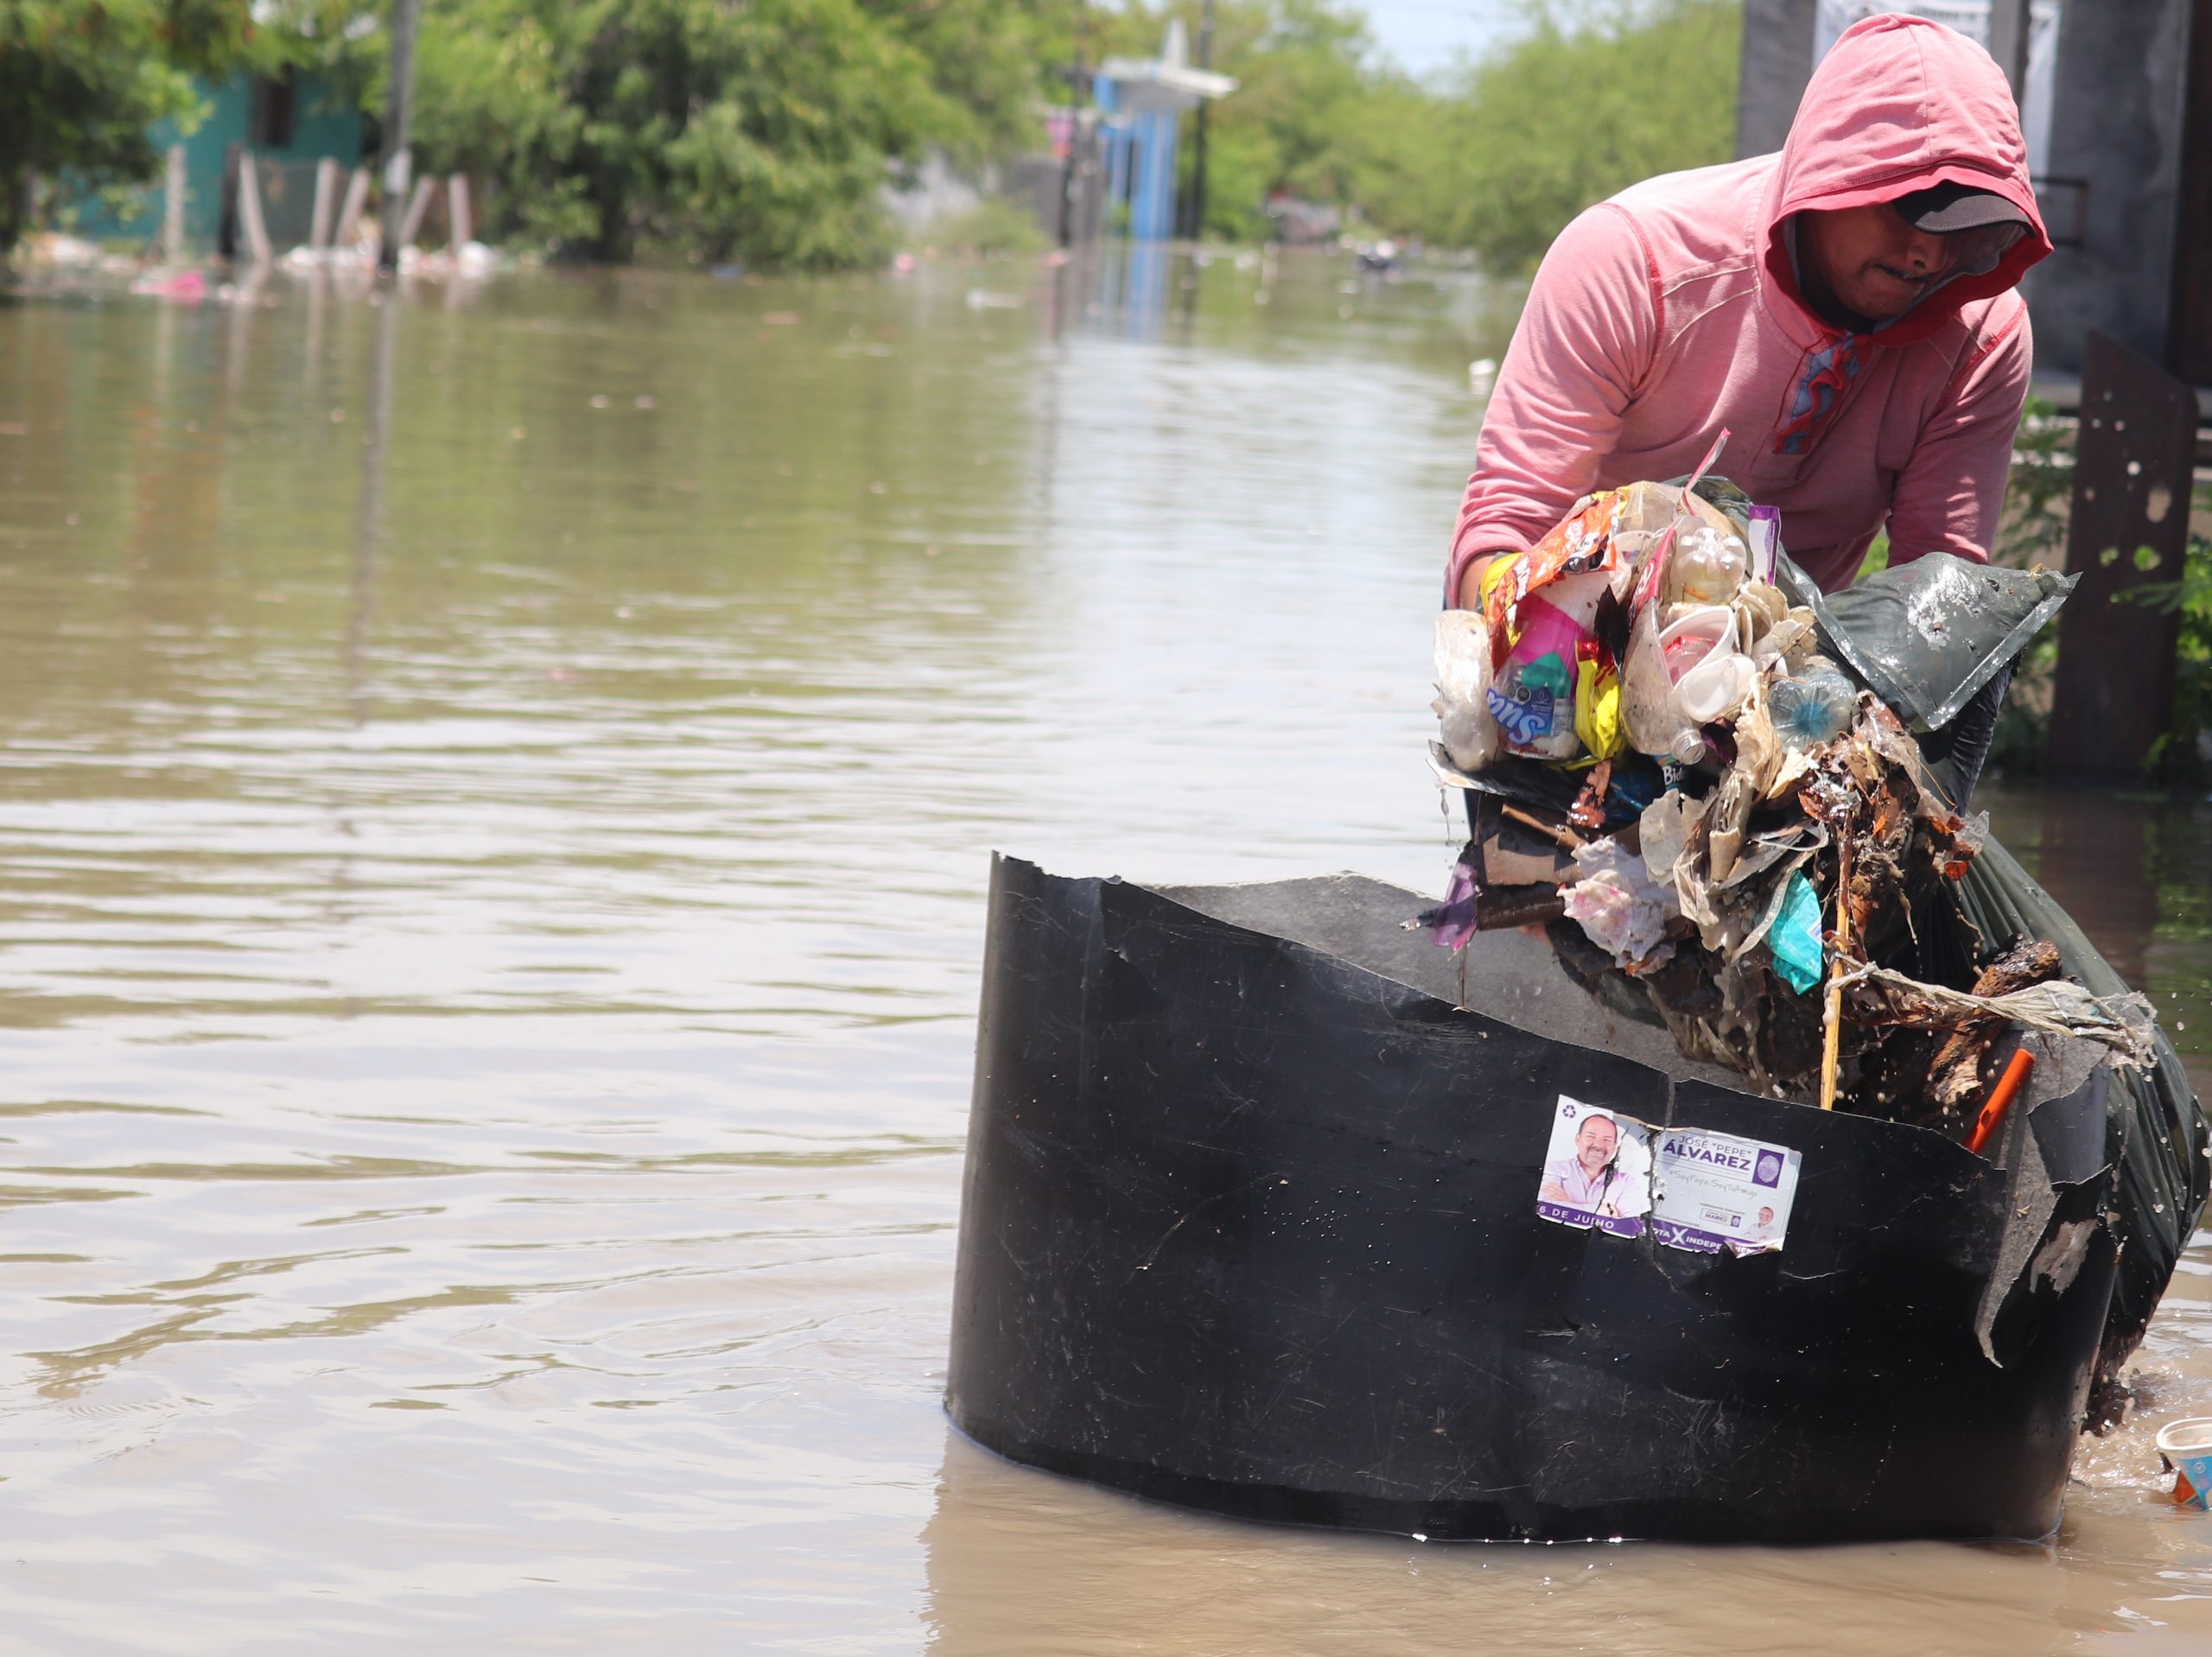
[1758,1206,1775,1225]
[1799,202,1961,321]
[1575,1117,1617,1171]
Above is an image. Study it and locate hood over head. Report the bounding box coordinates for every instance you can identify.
[1763,14,2051,346]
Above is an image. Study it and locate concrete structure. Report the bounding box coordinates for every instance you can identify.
[2033,0,2209,379]
[1734,1,2212,383]
[1096,22,1236,243]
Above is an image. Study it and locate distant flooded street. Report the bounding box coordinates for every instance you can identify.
[0,252,2207,1653]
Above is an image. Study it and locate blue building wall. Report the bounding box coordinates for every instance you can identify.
[1093,79,1187,245]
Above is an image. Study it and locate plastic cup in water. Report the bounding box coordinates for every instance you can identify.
[2158,1418,2212,1510]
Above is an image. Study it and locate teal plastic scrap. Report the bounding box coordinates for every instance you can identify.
[1768,870,1825,994]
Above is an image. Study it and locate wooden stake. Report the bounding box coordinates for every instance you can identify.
[398,175,436,251]
[1819,838,1850,1110]
[162,143,187,264]
[1501,804,1583,852]
[236,149,273,268]
[335,167,372,249]
[447,173,472,249]
[309,157,341,251]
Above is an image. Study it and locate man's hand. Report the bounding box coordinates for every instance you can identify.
[1457,553,1503,611]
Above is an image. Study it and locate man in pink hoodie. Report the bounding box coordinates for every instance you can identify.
[1448,15,2053,610]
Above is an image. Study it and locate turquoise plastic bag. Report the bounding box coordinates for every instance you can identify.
[1767,870,1825,994]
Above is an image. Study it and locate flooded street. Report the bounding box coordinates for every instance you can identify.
[0,251,2208,1653]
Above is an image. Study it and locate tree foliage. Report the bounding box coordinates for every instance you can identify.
[0,0,259,251]
[0,0,1744,270]
[1406,0,1741,272]
[315,0,1063,266]
[1093,0,1738,260]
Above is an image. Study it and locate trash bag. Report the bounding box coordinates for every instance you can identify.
[1775,549,2075,733]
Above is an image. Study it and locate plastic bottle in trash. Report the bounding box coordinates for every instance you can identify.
[1769,659,1857,746]
[1668,525,1748,606]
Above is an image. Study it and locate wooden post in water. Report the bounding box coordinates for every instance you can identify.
[2047,331,2200,778]
[447,174,472,249]
[334,167,371,251]
[309,157,342,251]
[162,144,188,264]
[235,150,273,268]
[397,176,437,255]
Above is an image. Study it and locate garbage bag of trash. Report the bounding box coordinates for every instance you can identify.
[1775,549,2075,734]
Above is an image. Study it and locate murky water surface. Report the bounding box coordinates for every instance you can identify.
[0,252,2208,1654]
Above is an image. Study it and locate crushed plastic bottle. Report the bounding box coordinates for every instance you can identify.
[1432,609,1503,771]
[1666,525,1749,606]
[1768,657,1857,747]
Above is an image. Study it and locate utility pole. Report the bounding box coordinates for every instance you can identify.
[378,0,423,273]
[1185,0,1216,241]
[1058,0,1088,247]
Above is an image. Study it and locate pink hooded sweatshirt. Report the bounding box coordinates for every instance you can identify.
[1447,16,2053,601]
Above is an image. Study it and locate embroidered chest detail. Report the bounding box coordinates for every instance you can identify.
[1773,336,1864,455]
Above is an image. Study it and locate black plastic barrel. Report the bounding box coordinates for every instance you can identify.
[946,855,2123,1543]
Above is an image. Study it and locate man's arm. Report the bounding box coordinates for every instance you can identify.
[1450,202,1659,608]
[1882,304,2032,569]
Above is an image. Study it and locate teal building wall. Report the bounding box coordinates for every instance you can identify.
[66,71,365,251]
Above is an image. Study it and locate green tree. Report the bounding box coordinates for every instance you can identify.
[0,0,258,252]
[1408,0,1741,272]
[318,0,1063,266]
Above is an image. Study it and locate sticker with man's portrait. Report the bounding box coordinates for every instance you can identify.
[1535,1096,1655,1238]
[1649,1127,1802,1256]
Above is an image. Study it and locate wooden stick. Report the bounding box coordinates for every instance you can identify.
[1501,804,1583,851]
[1819,837,1850,1110]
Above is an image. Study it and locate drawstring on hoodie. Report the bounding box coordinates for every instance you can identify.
[1776,337,1864,456]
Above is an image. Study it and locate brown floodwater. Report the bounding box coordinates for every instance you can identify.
[0,250,2206,1654]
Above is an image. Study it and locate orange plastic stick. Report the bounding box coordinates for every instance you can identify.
[1967,1048,2037,1156]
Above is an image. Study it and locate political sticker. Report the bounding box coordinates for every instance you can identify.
[1648,1127,1802,1256]
[1535,1095,1655,1239]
